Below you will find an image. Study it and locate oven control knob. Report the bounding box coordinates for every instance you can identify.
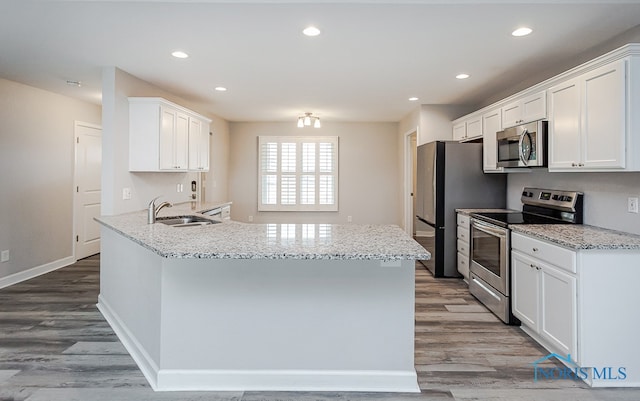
[552,194,560,201]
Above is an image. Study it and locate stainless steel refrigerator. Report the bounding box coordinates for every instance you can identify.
[415,141,506,277]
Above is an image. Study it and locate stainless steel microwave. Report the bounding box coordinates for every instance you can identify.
[496,120,547,168]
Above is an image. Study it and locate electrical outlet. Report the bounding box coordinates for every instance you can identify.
[347,215,353,223]
[122,187,131,200]
[248,215,254,222]
[177,184,181,193]
[628,197,639,213]
[1,250,9,263]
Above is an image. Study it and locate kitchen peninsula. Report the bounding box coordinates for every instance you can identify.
[95,203,429,392]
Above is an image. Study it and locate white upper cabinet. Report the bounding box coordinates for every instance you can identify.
[482,107,503,173]
[129,97,211,172]
[548,59,628,171]
[188,117,210,172]
[452,122,466,141]
[158,107,189,171]
[452,114,482,142]
[501,90,547,128]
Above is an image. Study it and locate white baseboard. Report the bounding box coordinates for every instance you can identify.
[0,256,75,289]
[96,295,160,390]
[156,368,420,392]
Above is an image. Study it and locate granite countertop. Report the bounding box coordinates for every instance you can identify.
[96,202,430,261]
[510,224,640,250]
[455,208,517,216]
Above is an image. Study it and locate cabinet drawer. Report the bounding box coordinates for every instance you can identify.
[457,226,469,242]
[457,214,470,229]
[457,252,469,279]
[221,206,231,219]
[512,232,576,273]
[457,239,469,255]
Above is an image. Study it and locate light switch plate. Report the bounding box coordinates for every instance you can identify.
[122,188,131,200]
[1,250,9,263]
[628,197,639,213]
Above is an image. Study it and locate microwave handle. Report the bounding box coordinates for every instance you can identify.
[518,130,530,166]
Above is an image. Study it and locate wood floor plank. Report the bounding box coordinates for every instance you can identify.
[0,256,634,400]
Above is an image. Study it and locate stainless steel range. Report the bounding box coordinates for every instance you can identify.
[469,187,584,324]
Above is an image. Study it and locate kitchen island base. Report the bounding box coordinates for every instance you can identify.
[97,227,419,392]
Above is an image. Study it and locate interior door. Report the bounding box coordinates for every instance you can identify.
[75,122,102,259]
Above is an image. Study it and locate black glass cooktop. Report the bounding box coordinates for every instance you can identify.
[472,211,569,228]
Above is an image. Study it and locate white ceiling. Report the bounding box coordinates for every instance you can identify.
[2,0,640,123]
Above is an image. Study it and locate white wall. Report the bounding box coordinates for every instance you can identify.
[101,67,229,215]
[0,78,101,281]
[507,170,640,235]
[228,121,400,225]
[203,116,230,204]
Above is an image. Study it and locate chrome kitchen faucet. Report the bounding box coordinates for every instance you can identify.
[148,196,172,224]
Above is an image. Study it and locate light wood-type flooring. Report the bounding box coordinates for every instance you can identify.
[1,255,638,400]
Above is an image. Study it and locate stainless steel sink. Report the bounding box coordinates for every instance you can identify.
[157,216,219,227]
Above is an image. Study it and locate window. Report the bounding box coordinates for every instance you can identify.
[258,136,338,211]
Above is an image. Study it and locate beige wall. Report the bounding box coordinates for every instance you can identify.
[101,67,229,215]
[228,121,400,225]
[0,78,101,281]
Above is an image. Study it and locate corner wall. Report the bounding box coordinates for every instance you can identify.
[0,78,101,282]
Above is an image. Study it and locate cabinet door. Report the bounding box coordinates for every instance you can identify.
[457,251,469,281]
[159,106,177,170]
[453,122,466,141]
[582,59,626,169]
[188,118,203,170]
[501,100,521,128]
[466,116,482,140]
[199,122,210,171]
[511,251,540,330]
[482,108,503,172]
[548,79,582,169]
[521,91,547,124]
[540,264,577,359]
[173,112,188,170]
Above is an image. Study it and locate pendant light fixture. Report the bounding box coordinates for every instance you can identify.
[297,112,321,128]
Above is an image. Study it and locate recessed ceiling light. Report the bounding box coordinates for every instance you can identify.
[214,87,227,92]
[512,27,533,37]
[303,26,321,37]
[409,97,419,101]
[456,74,470,80]
[171,50,189,59]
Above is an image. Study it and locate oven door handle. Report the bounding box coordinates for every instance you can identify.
[471,219,508,239]
[471,276,501,302]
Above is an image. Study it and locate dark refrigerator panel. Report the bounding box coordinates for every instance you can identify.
[415,141,506,278]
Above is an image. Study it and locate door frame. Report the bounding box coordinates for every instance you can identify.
[403,127,419,236]
[73,120,102,261]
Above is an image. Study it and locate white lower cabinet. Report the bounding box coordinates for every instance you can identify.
[511,231,640,387]
[512,249,576,357]
[456,213,470,282]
